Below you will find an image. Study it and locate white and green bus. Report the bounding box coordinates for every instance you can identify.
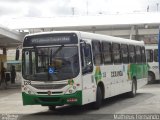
[145,44,159,83]
[21,31,148,110]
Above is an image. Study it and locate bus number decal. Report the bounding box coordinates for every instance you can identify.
[24,81,31,85]
[152,66,158,69]
[111,71,123,77]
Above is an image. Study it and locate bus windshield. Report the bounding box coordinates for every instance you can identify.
[22,46,79,81]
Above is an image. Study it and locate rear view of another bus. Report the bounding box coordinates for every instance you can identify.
[145,44,159,83]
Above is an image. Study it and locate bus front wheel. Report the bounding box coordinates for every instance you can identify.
[93,86,102,109]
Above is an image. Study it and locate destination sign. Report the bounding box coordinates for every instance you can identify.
[23,33,78,47]
[31,36,70,44]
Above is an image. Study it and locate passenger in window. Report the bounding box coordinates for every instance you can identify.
[11,65,16,84]
[0,67,7,87]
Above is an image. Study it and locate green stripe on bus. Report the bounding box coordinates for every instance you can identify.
[128,64,148,80]
[22,91,82,106]
[95,66,102,84]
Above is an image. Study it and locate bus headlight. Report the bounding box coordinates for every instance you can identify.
[23,86,34,95]
[27,89,34,94]
[65,86,76,94]
[69,90,73,94]
[73,86,76,90]
[24,87,27,91]
[28,90,32,94]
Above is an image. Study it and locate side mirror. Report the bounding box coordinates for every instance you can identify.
[15,49,20,60]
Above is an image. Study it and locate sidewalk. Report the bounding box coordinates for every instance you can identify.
[0,72,21,90]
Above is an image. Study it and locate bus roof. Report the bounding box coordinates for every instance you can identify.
[25,31,144,46]
[145,44,158,49]
[79,31,144,46]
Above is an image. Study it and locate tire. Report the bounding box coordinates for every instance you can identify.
[93,86,102,109]
[48,106,56,111]
[148,72,155,84]
[128,80,136,98]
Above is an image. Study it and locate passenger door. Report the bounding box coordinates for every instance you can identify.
[80,42,95,104]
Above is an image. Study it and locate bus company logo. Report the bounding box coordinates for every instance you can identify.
[47,91,52,95]
[152,66,158,69]
[95,66,102,84]
[68,79,74,85]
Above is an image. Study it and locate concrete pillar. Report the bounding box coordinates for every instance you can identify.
[134,25,139,41]
[92,27,96,33]
[0,48,7,89]
[130,25,134,40]
[3,48,6,55]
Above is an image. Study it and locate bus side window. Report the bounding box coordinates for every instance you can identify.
[146,49,153,62]
[129,45,136,63]
[80,43,93,74]
[141,47,146,63]
[121,44,129,64]
[154,49,158,62]
[112,43,121,64]
[102,41,113,64]
[92,40,102,65]
[136,46,142,63]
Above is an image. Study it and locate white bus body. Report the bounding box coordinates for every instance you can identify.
[145,44,159,82]
[21,31,148,109]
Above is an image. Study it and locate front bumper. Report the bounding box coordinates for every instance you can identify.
[22,91,82,106]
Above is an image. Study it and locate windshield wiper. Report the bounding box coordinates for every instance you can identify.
[52,45,64,57]
[48,45,64,81]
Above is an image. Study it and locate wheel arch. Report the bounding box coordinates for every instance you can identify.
[148,71,155,80]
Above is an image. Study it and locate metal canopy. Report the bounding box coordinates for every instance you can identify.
[0,26,24,48]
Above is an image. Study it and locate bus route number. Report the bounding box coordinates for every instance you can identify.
[111,71,123,77]
[24,81,31,85]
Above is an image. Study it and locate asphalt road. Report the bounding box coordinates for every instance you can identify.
[1,83,160,120]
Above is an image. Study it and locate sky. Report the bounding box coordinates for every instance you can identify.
[0,0,160,29]
[0,0,160,19]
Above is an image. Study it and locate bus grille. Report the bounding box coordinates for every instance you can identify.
[38,97,60,102]
[37,91,63,94]
[32,84,67,90]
